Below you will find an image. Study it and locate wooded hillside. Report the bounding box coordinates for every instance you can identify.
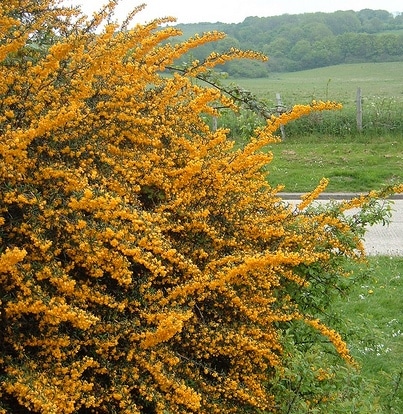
[174,9,403,76]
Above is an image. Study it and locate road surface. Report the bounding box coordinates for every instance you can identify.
[361,199,402,256]
[280,194,403,256]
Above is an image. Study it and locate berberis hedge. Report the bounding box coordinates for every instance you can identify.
[0,1,402,413]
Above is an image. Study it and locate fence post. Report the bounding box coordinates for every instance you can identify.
[212,116,217,131]
[356,87,363,132]
[276,93,286,140]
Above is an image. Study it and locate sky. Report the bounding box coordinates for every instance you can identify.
[64,0,402,25]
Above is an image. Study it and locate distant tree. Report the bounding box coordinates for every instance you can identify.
[290,39,315,68]
[302,22,333,42]
[337,32,380,62]
[264,36,291,58]
[214,36,240,53]
[282,25,305,44]
[222,58,268,77]
[324,11,362,35]
[358,8,394,27]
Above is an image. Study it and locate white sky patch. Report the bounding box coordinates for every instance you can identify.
[63,0,402,25]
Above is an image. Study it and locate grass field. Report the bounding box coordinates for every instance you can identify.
[266,134,403,192]
[332,256,403,413]
[228,61,403,107]
[221,62,403,193]
[270,256,403,413]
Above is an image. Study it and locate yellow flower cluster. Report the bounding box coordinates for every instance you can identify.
[298,177,329,210]
[305,319,355,365]
[0,247,26,274]
[140,311,193,349]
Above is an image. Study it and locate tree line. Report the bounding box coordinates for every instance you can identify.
[174,9,403,76]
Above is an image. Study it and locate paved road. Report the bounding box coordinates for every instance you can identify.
[362,199,403,256]
[280,194,403,256]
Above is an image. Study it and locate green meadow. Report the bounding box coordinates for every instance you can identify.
[275,256,403,413]
[266,135,403,192]
[229,61,403,107]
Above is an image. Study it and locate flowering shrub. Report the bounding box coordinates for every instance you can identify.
[1,1,402,413]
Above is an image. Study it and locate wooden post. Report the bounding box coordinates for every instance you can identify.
[356,87,363,132]
[212,116,217,131]
[276,93,286,140]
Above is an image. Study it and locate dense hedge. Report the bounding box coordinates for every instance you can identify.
[1,1,402,413]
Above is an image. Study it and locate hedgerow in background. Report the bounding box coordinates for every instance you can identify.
[1,1,402,413]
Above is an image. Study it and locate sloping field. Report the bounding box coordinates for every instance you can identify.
[230,61,403,106]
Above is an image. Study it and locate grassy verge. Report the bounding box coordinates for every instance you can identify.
[269,256,402,413]
[265,134,403,192]
[334,256,403,413]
